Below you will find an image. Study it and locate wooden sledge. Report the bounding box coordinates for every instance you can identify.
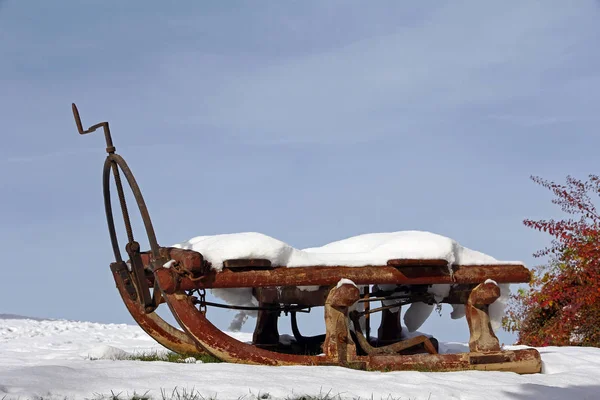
[73,104,541,373]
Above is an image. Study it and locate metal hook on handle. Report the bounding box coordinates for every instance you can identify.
[72,103,116,154]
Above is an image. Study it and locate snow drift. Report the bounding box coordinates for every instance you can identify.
[1,316,600,400]
[173,230,518,331]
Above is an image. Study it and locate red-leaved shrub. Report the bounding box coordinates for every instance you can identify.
[503,175,600,346]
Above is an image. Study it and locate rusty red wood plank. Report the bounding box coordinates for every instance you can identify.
[155,263,531,293]
[223,258,272,269]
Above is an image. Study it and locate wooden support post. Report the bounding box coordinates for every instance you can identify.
[377,308,403,345]
[363,286,371,340]
[323,283,360,364]
[252,303,280,347]
[466,282,501,352]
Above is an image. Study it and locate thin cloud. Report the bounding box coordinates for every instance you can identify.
[484,114,600,127]
[156,2,600,144]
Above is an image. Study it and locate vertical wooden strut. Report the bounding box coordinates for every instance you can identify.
[362,286,371,340]
[377,308,403,345]
[323,283,360,364]
[466,282,501,352]
[253,304,280,347]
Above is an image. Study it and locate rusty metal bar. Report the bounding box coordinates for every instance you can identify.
[359,295,413,303]
[290,311,326,345]
[387,259,449,266]
[155,263,531,293]
[359,303,415,316]
[223,259,272,269]
[362,286,370,340]
[192,298,310,313]
[103,154,161,261]
[72,103,115,153]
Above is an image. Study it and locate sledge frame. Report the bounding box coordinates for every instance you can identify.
[73,103,542,374]
[151,253,541,372]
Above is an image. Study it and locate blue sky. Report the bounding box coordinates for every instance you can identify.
[1,1,599,344]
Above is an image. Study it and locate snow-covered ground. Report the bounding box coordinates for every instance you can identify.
[1,316,599,400]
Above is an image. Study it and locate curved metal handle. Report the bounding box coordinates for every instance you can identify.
[72,102,115,153]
